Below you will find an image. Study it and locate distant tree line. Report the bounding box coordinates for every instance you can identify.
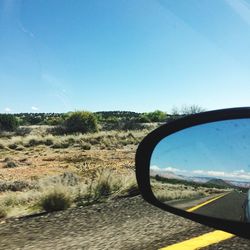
[0,105,205,133]
[14,113,67,126]
[153,175,248,193]
[12,110,169,126]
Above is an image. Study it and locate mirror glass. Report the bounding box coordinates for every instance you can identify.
[150,118,250,222]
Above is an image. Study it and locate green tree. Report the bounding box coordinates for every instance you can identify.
[138,114,151,123]
[141,110,167,122]
[64,111,98,134]
[0,114,19,131]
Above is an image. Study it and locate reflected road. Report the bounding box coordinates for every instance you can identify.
[191,191,247,221]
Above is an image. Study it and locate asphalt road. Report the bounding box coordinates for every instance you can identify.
[193,191,247,222]
[0,196,250,250]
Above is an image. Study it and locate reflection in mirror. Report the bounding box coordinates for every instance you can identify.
[150,119,250,222]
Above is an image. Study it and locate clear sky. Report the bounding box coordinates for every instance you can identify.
[1,0,250,113]
[151,118,250,181]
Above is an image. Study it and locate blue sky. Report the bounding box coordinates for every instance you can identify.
[1,0,250,113]
[151,118,250,181]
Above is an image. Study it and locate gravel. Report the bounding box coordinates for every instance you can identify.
[0,196,249,250]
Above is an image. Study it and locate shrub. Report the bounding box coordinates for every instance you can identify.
[117,174,139,197]
[45,172,80,187]
[80,142,91,150]
[75,169,124,204]
[46,116,65,126]
[0,206,7,218]
[11,181,32,191]
[44,138,54,146]
[15,126,31,136]
[121,120,144,130]
[140,110,167,122]
[26,138,41,147]
[94,179,112,198]
[138,114,151,123]
[0,142,5,149]
[124,183,139,197]
[8,143,18,150]
[64,111,98,134]
[39,187,72,212]
[48,125,66,135]
[0,180,31,192]
[51,141,70,149]
[92,169,125,200]
[4,161,17,168]
[0,114,19,131]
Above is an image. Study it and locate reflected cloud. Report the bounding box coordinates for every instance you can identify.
[191,168,250,180]
[151,165,250,181]
[151,165,186,173]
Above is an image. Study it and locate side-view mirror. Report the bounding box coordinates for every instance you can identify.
[135,107,250,239]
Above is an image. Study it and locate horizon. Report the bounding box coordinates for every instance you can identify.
[151,118,250,182]
[0,109,171,115]
[151,165,250,182]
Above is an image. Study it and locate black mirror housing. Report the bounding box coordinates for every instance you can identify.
[136,107,250,239]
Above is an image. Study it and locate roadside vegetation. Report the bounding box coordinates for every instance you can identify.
[0,170,138,217]
[151,177,231,203]
[0,106,205,219]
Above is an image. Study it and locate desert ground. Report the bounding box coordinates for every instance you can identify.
[0,125,149,218]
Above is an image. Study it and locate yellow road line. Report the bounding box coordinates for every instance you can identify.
[187,193,229,212]
[160,193,234,249]
[159,230,234,250]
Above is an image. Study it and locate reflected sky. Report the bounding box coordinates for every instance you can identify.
[151,118,250,181]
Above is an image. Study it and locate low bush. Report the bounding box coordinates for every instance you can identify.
[26,138,42,147]
[94,178,112,198]
[39,187,72,212]
[123,182,139,197]
[15,126,32,136]
[0,142,6,149]
[64,111,98,134]
[0,180,31,192]
[80,142,91,150]
[4,161,17,168]
[139,110,167,123]
[51,141,70,149]
[44,138,54,146]
[8,143,18,150]
[0,206,7,219]
[1,190,40,208]
[0,114,19,132]
[39,172,80,189]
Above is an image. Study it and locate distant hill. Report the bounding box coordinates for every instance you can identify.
[150,170,185,180]
[229,180,250,188]
[185,176,212,183]
[207,178,234,188]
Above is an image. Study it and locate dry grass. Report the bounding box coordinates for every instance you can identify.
[0,169,138,218]
[0,126,144,219]
[0,130,148,151]
[0,206,7,218]
[75,169,137,205]
[151,179,229,202]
